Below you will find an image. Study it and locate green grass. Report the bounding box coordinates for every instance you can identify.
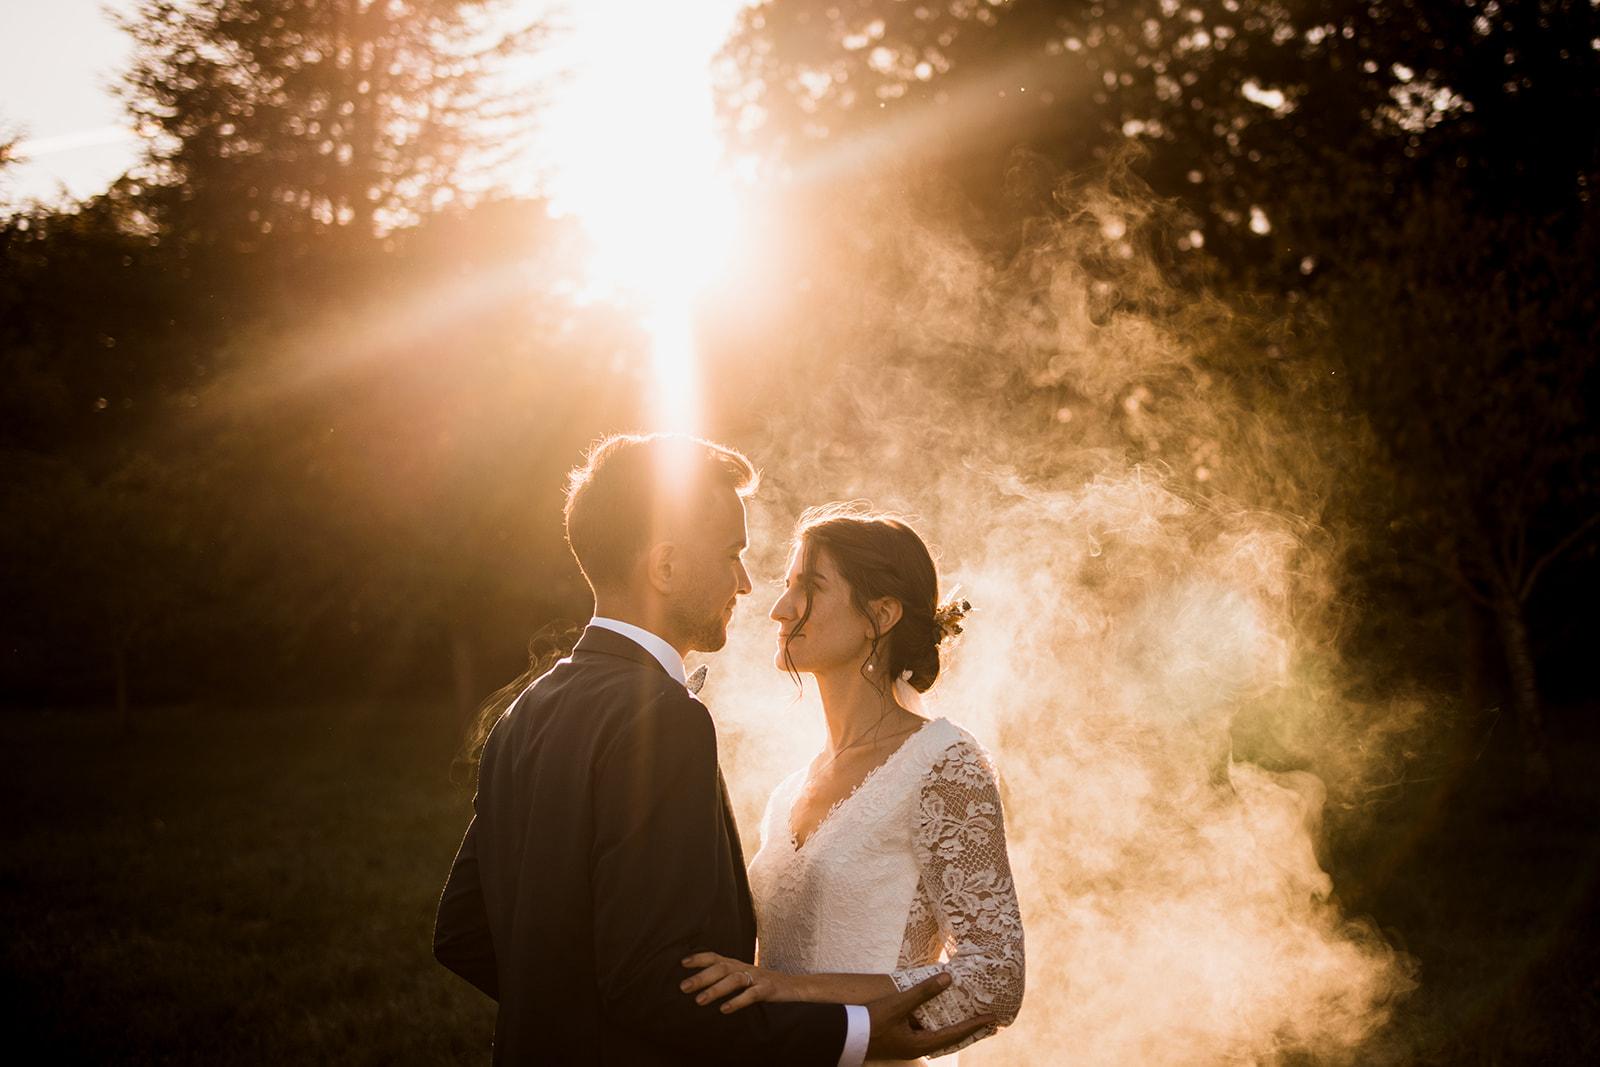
[0,704,495,1065]
[1327,710,1600,1066]
[2,703,1597,1064]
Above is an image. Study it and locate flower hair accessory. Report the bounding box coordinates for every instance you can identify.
[933,598,971,643]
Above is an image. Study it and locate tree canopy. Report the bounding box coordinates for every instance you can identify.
[721,0,1600,278]
[117,0,539,250]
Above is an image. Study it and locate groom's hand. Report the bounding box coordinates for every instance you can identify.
[864,973,997,1061]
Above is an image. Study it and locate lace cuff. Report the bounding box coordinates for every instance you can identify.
[889,962,993,1032]
[890,963,947,996]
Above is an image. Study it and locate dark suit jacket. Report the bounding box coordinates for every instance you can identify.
[434,625,848,1065]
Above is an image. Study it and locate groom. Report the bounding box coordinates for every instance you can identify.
[435,433,979,1065]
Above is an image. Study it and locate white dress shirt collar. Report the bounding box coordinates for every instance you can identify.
[587,616,687,686]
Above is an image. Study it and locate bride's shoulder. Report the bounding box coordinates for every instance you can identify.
[915,718,1000,786]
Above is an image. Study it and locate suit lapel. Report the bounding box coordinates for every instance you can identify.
[575,625,758,948]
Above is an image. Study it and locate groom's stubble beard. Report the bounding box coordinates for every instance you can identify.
[668,591,733,654]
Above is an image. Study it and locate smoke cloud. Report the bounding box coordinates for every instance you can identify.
[694,170,1420,1063]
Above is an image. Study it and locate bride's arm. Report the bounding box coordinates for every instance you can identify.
[886,737,1026,1053]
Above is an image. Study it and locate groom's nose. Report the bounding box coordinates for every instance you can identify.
[735,559,753,596]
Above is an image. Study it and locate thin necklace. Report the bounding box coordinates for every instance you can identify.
[793,717,923,847]
[815,717,921,775]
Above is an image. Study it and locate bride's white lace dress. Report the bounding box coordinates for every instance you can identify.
[748,717,1025,1066]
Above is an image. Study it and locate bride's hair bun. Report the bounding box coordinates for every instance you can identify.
[789,503,956,694]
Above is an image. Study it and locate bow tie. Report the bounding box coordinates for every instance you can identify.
[685,664,708,695]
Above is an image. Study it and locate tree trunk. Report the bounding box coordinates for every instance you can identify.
[113,641,130,735]
[1494,594,1550,788]
[1460,600,1495,715]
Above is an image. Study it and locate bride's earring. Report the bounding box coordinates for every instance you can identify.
[865,661,876,674]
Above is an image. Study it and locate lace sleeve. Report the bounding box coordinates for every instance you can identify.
[891,738,1025,1051]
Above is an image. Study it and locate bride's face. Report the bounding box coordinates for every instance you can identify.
[769,542,871,676]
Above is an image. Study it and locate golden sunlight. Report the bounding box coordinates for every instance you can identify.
[529,0,751,433]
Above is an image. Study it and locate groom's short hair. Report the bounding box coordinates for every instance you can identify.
[564,433,759,591]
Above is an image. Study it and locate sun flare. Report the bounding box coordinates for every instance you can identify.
[527,0,751,433]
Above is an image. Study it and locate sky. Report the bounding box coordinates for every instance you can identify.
[1,0,140,207]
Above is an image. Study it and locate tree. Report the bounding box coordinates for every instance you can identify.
[148,198,644,713]
[0,182,202,463]
[117,0,541,254]
[0,444,221,725]
[720,0,1600,281]
[1314,184,1600,783]
[0,114,20,200]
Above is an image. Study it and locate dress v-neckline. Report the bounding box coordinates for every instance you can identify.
[787,717,939,852]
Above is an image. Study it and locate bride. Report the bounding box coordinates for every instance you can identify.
[680,505,1026,1064]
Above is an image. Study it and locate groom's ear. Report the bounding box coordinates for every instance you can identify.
[644,541,677,594]
[871,596,904,636]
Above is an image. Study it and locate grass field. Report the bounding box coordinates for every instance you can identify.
[2,701,1597,1064]
[1326,710,1600,1067]
[0,704,495,1064]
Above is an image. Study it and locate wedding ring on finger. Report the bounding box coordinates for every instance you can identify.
[741,971,754,988]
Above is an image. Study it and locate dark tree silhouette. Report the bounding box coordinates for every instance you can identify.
[0,117,20,195]
[117,0,541,253]
[0,190,646,712]
[1316,187,1600,781]
[721,0,1600,279]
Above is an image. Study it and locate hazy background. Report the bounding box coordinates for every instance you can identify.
[2,1,1597,1063]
